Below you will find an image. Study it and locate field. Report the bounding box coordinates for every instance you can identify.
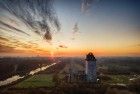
[14,74,54,88]
[0,57,140,94]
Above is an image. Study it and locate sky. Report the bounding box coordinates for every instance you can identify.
[0,0,140,57]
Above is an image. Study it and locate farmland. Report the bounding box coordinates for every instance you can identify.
[0,57,140,94]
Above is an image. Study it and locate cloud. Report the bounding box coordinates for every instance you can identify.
[0,43,37,54]
[0,20,30,36]
[73,23,79,34]
[11,40,38,50]
[81,0,100,13]
[0,36,9,41]
[136,44,140,46]
[0,0,61,41]
[81,0,93,13]
[59,45,68,48]
[129,44,140,47]
[0,36,41,54]
[133,44,140,47]
[0,44,15,53]
[44,30,52,41]
[71,22,80,40]
[0,0,82,55]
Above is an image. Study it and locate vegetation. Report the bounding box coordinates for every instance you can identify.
[0,57,52,80]
[14,74,54,88]
[102,75,129,84]
[0,57,140,94]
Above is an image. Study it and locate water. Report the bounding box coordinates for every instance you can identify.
[29,63,56,75]
[0,63,56,86]
[0,75,24,86]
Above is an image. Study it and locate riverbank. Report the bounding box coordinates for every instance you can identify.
[0,63,57,88]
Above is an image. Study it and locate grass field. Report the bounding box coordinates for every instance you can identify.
[14,74,55,88]
[107,75,130,84]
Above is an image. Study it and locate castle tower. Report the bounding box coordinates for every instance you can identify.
[85,52,97,82]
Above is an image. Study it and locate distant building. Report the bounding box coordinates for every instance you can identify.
[64,53,97,83]
[85,52,97,82]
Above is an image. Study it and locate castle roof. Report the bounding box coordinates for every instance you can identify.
[86,52,96,61]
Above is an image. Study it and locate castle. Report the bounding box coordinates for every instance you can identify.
[65,52,97,83]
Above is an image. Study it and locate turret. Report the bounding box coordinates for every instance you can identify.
[85,52,97,82]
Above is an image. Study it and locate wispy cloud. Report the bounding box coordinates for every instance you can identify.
[0,20,30,36]
[0,36,9,42]
[73,23,79,34]
[81,0,100,13]
[71,23,80,40]
[0,0,62,55]
[0,0,60,41]
[81,0,93,13]
[0,44,17,53]
[59,44,68,48]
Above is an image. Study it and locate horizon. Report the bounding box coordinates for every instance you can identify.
[0,0,140,57]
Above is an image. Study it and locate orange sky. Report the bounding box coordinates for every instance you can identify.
[0,0,140,57]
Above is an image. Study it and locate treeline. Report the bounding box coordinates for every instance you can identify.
[0,57,52,80]
[97,57,140,74]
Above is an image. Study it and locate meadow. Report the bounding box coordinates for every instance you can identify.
[14,74,54,88]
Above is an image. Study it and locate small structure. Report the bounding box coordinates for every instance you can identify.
[67,62,86,83]
[85,52,97,82]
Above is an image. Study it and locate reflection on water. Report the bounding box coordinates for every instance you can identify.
[0,63,56,86]
[29,63,56,75]
[0,75,24,86]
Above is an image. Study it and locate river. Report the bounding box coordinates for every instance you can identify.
[0,63,56,86]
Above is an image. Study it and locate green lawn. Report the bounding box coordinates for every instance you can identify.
[14,74,55,88]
